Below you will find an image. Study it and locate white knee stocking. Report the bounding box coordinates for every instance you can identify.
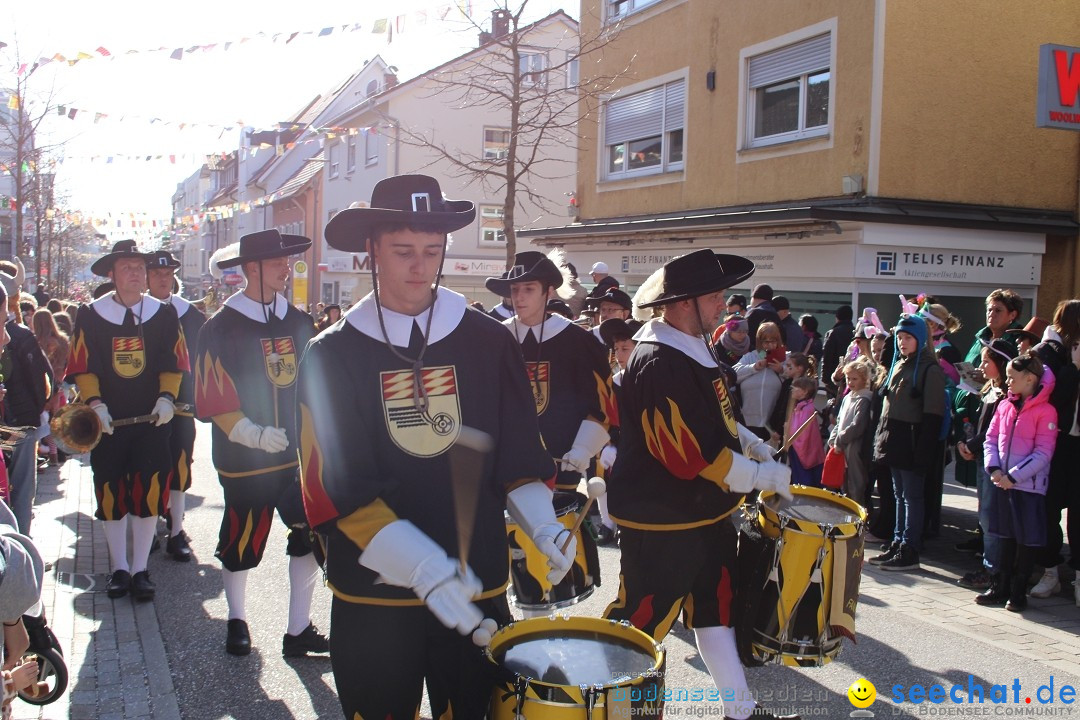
[169,491,186,536]
[102,519,129,573]
[694,625,754,720]
[287,553,320,635]
[222,568,249,621]
[129,516,159,573]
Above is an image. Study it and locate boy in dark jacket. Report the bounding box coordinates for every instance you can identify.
[869,314,946,572]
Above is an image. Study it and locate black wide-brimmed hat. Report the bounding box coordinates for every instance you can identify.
[598,317,643,347]
[585,287,633,311]
[636,250,756,309]
[485,251,564,298]
[216,229,312,269]
[145,250,181,270]
[91,239,148,277]
[324,174,476,252]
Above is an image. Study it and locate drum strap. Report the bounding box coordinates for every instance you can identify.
[582,685,600,720]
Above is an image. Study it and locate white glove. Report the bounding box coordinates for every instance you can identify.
[228,417,290,453]
[599,445,617,470]
[92,402,114,435]
[360,520,483,635]
[738,424,775,463]
[560,419,610,473]
[152,396,175,427]
[507,482,576,584]
[723,452,793,500]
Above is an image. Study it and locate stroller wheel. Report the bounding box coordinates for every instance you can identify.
[18,646,68,705]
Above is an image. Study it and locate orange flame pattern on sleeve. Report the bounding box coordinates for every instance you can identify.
[299,403,339,527]
[603,376,620,430]
[194,350,241,418]
[173,328,191,373]
[640,398,708,480]
[65,331,89,377]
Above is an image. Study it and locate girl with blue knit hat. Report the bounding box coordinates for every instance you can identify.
[869,313,947,571]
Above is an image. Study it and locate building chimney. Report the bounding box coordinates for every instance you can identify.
[383,71,398,89]
[478,30,492,46]
[492,9,510,38]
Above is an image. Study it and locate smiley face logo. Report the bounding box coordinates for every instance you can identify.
[848,678,876,709]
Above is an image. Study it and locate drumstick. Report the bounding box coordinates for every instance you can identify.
[773,410,821,461]
[561,477,606,553]
[448,427,495,575]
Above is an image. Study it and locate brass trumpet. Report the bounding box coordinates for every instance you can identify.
[50,402,193,454]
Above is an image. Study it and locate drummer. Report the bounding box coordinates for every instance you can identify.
[297,174,571,719]
[485,250,612,494]
[602,250,799,720]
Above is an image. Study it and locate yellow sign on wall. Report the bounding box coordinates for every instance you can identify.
[292,260,309,306]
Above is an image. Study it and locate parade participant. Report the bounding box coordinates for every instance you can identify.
[605,250,796,720]
[594,316,642,545]
[585,287,633,345]
[486,250,612,492]
[145,251,205,561]
[194,230,324,657]
[65,240,187,601]
[488,296,514,321]
[298,174,567,719]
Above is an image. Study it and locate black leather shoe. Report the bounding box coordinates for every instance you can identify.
[166,533,193,562]
[725,704,801,719]
[595,524,618,546]
[227,619,252,656]
[282,623,329,657]
[131,571,155,601]
[106,570,131,599]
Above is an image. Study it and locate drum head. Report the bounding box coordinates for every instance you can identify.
[759,485,866,538]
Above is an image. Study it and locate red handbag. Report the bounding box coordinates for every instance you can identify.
[821,447,846,490]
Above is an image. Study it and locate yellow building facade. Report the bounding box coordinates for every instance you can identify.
[522,0,1080,343]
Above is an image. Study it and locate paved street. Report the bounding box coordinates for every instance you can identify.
[15,424,1080,719]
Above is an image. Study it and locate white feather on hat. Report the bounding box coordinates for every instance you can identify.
[209,243,240,280]
[632,265,667,322]
[546,248,577,302]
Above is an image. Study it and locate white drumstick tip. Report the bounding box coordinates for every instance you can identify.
[472,617,498,647]
[586,477,607,499]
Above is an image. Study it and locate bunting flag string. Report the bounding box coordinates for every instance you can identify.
[2,0,476,75]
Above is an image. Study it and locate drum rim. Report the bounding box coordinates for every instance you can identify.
[758,484,867,537]
[485,616,664,691]
[508,586,595,611]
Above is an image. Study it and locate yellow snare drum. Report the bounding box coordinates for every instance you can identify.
[751,485,866,667]
[506,491,598,610]
[486,616,665,719]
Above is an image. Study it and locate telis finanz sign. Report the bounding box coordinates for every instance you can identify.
[1037,43,1080,130]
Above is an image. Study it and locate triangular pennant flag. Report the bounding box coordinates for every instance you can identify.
[170,48,183,60]
[319,27,333,36]
[96,46,112,57]
[371,18,387,33]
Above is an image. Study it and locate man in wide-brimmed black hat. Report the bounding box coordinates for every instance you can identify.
[602,250,799,720]
[297,175,566,719]
[584,286,633,345]
[193,229,323,658]
[145,250,205,562]
[66,239,189,602]
[484,248,611,606]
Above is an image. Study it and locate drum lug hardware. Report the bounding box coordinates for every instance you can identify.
[581,684,601,720]
[513,676,530,720]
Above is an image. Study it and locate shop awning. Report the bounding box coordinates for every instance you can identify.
[519,196,1079,245]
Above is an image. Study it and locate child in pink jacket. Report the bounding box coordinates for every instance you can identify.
[786,376,824,487]
[983,352,1058,612]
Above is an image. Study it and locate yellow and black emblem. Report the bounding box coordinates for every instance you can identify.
[381,365,461,457]
[525,361,550,415]
[112,337,145,378]
[712,377,738,439]
[261,338,297,388]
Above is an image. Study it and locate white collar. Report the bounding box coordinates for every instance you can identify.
[166,294,193,317]
[634,318,717,368]
[90,293,163,326]
[613,368,625,386]
[345,286,467,347]
[503,313,573,343]
[491,303,513,319]
[591,326,605,344]
[224,291,288,323]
